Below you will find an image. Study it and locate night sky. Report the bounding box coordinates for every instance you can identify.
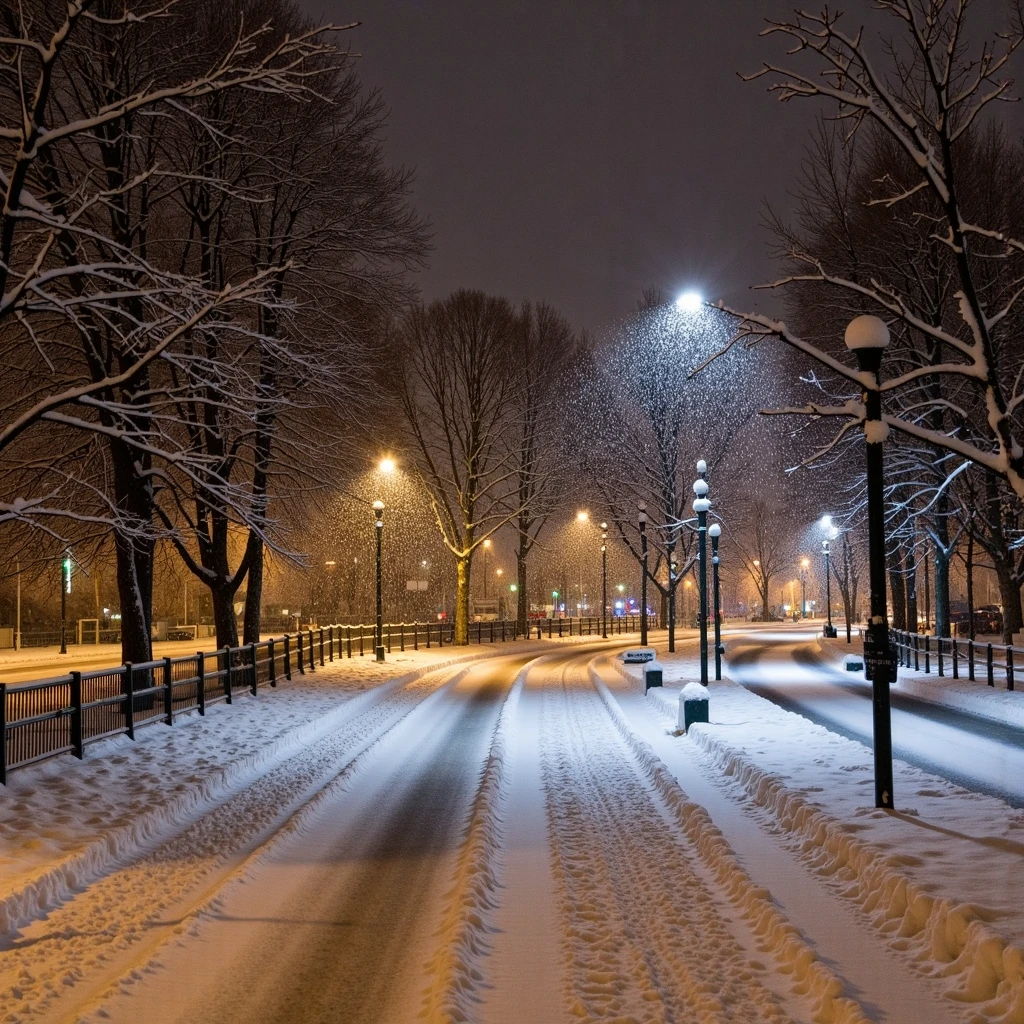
[291,3,827,330]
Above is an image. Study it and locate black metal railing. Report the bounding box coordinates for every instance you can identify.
[0,615,648,783]
[891,628,1021,691]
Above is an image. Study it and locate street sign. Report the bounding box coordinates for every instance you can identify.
[863,630,897,683]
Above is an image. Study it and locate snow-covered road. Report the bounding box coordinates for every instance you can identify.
[730,633,1024,806]
[4,633,1021,1023]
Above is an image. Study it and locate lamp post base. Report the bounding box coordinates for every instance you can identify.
[375,645,385,662]
[823,624,837,638]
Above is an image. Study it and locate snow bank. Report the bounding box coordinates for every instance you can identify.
[624,651,1024,1022]
[589,661,871,1024]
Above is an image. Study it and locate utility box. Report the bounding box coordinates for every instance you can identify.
[644,660,663,690]
[843,653,864,672]
[678,681,709,733]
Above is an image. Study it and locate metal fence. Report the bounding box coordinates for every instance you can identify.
[891,629,1021,690]
[0,615,647,783]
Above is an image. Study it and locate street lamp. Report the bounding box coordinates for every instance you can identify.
[600,522,608,638]
[709,523,722,680]
[372,500,385,662]
[693,468,710,687]
[482,538,492,598]
[638,501,649,645]
[800,557,810,618]
[845,313,895,810]
[378,457,396,474]
[60,549,72,655]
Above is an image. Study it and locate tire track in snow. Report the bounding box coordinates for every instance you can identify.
[418,663,526,1023]
[539,657,805,1024]
[0,660,481,1024]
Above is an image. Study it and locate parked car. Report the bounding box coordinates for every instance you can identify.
[977,605,1004,635]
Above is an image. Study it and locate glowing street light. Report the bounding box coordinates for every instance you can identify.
[378,457,396,474]
[675,290,703,313]
[482,538,492,598]
[576,510,589,523]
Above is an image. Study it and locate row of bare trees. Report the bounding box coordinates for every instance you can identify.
[727,1,1024,642]
[0,0,426,660]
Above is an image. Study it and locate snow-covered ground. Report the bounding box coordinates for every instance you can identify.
[618,642,1024,1023]
[4,627,1024,1022]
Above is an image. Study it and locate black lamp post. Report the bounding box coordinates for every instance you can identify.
[846,314,895,810]
[823,538,837,638]
[638,502,649,644]
[60,549,71,655]
[693,464,710,687]
[372,500,385,662]
[800,559,809,618]
[709,522,722,680]
[600,522,608,638]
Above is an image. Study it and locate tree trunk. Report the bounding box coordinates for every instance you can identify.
[242,535,264,644]
[934,546,951,638]
[966,528,976,640]
[114,535,153,664]
[906,556,918,633]
[996,562,1023,644]
[455,555,470,645]
[212,583,239,650]
[516,553,527,635]
[888,542,907,632]
[667,584,676,652]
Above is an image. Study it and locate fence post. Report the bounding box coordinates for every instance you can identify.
[0,683,6,785]
[329,626,334,662]
[968,639,975,681]
[952,637,959,679]
[937,637,944,676]
[387,623,392,654]
[359,626,364,657]
[197,652,206,715]
[268,639,277,687]
[346,626,352,658]
[309,630,316,671]
[319,628,325,666]
[223,648,233,703]
[988,643,995,686]
[124,663,135,740]
[913,634,919,671]
[164,656,174,725]
[414,623,419,651]
[425,623,430,649]
[284,634,292,680]
[296,632,305,675]
[250,642,259,695]
[1008,647,1015,692]
[924,635,931,673]
[70,671,83,759]
[439,622,444,648]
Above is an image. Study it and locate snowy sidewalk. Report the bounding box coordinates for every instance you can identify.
[0,637,597,939]
[612,644,1024,1023]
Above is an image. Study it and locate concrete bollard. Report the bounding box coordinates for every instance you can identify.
[644,660,663,691]
[678,681,709,733]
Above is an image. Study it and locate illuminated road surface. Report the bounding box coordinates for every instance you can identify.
[0,638,968,1024]
[729,630,1024,807]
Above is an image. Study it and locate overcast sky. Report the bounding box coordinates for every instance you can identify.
[291,3,837,330]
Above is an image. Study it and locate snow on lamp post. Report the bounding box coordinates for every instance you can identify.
[693,467,710,687]
[638,502,649,645]
[373,500,385,662]
[845,314,895,810]
[601,522,608,638]
[709,522,723,681]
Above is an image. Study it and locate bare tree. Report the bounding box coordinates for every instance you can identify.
[509,303,577,634]
[391,290,521,645]
[721,2,1024,509]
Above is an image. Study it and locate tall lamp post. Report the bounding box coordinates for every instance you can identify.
[693,467,710,687]
[709,523,723,680]
[600,522,608,638]
[846,314,895,810]
[638,502,649,644]
[800,557,810,618]
[372,500,385,662]
[482,538,491,599]
[60,549,72,654]
[822,538,837,638]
